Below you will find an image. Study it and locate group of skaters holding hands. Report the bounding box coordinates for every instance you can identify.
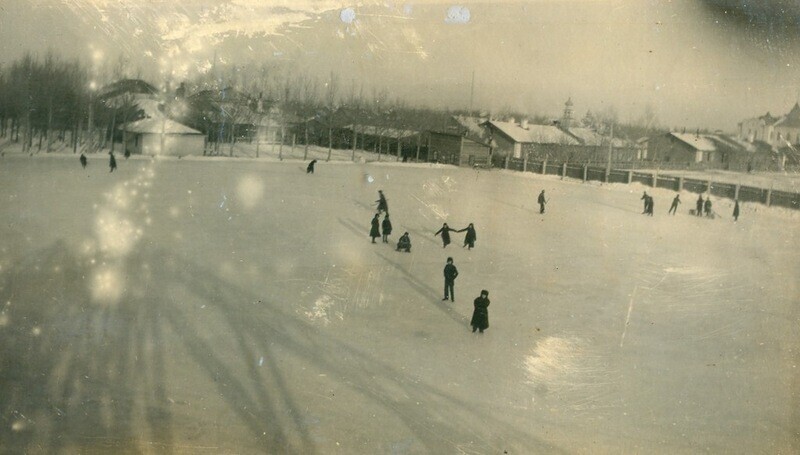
[642,190,741,221]
[367,189,489,334]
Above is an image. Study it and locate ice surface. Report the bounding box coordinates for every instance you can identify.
[0,155,798,453]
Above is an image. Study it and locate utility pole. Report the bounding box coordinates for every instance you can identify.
[469,70,475,113]
[605,124,614,182]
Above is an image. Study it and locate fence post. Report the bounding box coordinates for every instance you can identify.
[652,172,658,188]
[582,164,588,182]
[734,184,740,200]
[766,185,773,206]
[562,162,567,180]
[706,180,712,195]
[627,170,633,184]
[523,152,528,173]
[542,158,547,175]
[678,176,684,192]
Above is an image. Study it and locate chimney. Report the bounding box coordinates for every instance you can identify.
[521,118,529,129]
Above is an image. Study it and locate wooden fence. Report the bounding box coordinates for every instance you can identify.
[499,158,800,211]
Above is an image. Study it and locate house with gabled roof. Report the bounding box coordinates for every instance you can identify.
[738,103,800,147]
[647,131,769,170]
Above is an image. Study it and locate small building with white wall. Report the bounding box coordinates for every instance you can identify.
[121,118,205,157]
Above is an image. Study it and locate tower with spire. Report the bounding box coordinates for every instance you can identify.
[561,97,574,130]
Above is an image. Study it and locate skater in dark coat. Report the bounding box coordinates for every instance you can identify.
[109,152,117,172]
[646,194,654,216]
[457,223,477,249]
[442,257,459,302]
[376,190,388,214]
[124,149,130,159]
[538,190,547,214]
[370,213,380,243]
[434,222,456,248]
[396,232,411,252]
[471,290,490,333]
[641,191,649,214]
[668,194,680,215]
[381,214,393,243]
[704,198,712,217]
[79,153,87,169]
[696,194,704,217]
[306,159,317,174]
[733,200,740,222]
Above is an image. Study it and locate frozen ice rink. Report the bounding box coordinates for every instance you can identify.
[1,155,798,453]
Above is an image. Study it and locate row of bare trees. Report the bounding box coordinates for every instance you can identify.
[0,53,94,153]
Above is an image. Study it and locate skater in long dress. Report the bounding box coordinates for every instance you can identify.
[641,191,649,214]
[109,152,117,173]
[434,222,456,248]
[696,194,704,217]
[442,257,459,302]
[376,190,388,214]
[396,232,411,252]
[306,159,317,174]
[381,214,393,243]
[704,198,713,217]
[370,213,380,243]
[458,223,477,249]
[733,200,740,222]
[646,194,654,216]
[471,290,490,333]
[79,153,87,169]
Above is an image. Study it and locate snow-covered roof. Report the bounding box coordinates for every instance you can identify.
[486,120,579,145]
[121,118,202,135]
[773,103,800,129]
[670,133,717,151]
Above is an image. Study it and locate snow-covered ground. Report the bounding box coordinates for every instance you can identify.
[1,153,798,453]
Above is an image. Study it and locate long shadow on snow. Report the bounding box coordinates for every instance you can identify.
[0,240,174,453]
[374,252,468,328]
[0,240,565,454]
[153,245,565,454]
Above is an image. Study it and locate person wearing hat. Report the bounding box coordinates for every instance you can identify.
[471,290,490,333]
[369,213,380,243]
[376,190,388,214]
[442,257,459,302]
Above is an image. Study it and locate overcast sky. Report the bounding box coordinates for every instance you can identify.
[2,0,800,132]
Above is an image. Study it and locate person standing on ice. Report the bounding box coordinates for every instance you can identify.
[396,232,411,252]
[471,290,490,333]
[641,191,649,214]
[696,194,704,217]
[381,214,393,243]
[668,194,680,215]
[109,152,117,173]
[434,222,456,248]
[370,213,381,243]
[79,153,87,169]
[538,190,547,214]
[704,197,713,217]
[442,257,459,302]
[376,190,388,214]
[646,194,654,216]
[306,159,317,174]
[458,223,477,249]
[733,199,740,222]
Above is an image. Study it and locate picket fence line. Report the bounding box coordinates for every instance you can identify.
[501,158,800,211]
